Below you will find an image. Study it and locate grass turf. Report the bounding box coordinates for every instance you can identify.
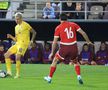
[0,64,108,90]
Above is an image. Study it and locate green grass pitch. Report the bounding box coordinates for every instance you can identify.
[0,64,108,90]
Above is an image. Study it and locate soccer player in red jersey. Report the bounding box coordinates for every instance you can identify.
[44,13,92,84]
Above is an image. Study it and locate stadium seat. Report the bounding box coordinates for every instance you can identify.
[37,12,42,19]
[90,5,103,15]
[23,12,35,18]
[37,2,46,18]
[88,14,99,19]
[103,5,108,19]
[26,4,35,9]
[23,9,35,18]
[88,5,103,19]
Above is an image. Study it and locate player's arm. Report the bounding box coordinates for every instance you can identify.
[30,28,36,43]
[49,37,59,60]
[49,25,60,60]
[51,37,59,55]
[7,34,17,42]
[77,29,92,44]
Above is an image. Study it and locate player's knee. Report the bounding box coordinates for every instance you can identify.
[16,55,21,60]
[4,53,10,58]
[16,57,21,60]
[51,58,58,66]
[73,61,78,64]
[54,58,59,63]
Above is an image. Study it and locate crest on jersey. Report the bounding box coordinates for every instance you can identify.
[19,48,23,53]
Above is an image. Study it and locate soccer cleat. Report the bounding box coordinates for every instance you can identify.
[6,72,12,77]
[77,76,83,85]
[14,75,20,79]
[44,76,52,83]
[78,78,83,84]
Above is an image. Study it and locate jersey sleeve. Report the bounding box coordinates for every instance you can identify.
[74,23,81,31]
[54,26,60,38]
[26,23,32,31]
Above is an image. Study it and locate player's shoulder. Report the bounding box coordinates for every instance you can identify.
[70,22,80,28]
[70,22,78,25]
[15,24,18,28]
[23,21,29,25]
[55,24,61,31]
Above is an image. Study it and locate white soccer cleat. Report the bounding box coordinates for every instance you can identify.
[44,76,52,83]
[6,72,12,77]
[77,75,83,85]
[14,75,20,79]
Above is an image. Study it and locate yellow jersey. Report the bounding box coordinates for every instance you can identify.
[15,21,32,45]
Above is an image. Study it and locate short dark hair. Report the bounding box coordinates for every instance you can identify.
[59,13,68,21]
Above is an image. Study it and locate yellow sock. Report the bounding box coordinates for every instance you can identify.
[5,58,11,74]
[16,60,21,76]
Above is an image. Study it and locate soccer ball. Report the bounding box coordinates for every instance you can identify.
[0,70,7,78]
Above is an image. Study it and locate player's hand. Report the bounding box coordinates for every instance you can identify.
[7,34,12,39]
[29,41,33,46]
[87,41,94,46]
[43,15,47,19]
[48,53,54,61]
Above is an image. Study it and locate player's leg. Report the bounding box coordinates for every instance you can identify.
[44,57,59,83]
[70,44,83,84]
[4,45,17,76]
[91,61,97,65]
[49,57,59,77]
[14,54,22,79]
[44,46,65,83]
[4,51,13,76]
[14,45,28,78]
[73,59,83,84]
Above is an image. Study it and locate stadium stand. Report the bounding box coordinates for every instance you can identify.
[6,0,22,19]
[0,0,108,20]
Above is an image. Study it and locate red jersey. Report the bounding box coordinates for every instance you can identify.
[54,21,81,45]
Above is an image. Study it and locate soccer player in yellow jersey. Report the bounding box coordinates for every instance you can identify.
[4,12,36,78]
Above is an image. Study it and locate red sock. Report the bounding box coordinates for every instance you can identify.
[49,66,56,78]
[75,65,80,75]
